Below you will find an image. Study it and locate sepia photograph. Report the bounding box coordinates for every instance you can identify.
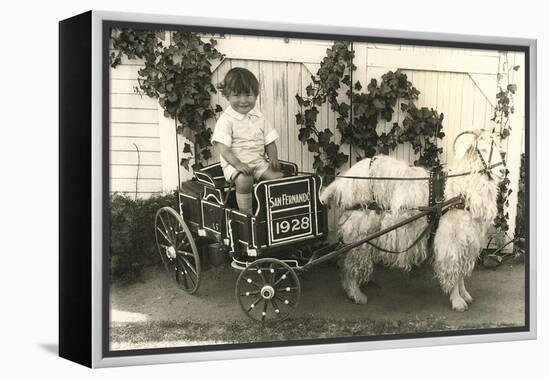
[106,21,528,353]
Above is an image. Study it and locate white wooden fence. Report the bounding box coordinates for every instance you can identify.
[109,34,525,238]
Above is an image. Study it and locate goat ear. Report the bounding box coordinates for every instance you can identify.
[454,132,478,160]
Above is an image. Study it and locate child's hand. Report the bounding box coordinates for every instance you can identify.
[235,162,252,175]
[269,159,281,171]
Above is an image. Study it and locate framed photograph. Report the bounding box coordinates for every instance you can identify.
[59,10,536,368]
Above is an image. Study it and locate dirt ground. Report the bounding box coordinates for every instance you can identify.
[110,258,526,350]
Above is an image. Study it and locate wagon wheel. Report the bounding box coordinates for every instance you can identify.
[235,258,301,322]
[155,207,201,294]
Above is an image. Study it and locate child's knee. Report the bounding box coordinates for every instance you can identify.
[261,168,284,180]
[235,174,253,192]
[272,170,284,179]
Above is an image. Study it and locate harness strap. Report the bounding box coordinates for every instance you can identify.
[429,167,447,206]
[365,218,435,254]
[476,148,493,180]
[294,162,503,181]
[427,167,447,252]
[365,195,465,255]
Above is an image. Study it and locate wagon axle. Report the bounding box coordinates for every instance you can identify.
[260,286,275,300]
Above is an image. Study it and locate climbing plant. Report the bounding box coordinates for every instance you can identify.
[513,153,526,255]
[295,41,444,184]
[110,28,224,170]
[492,55,520,234]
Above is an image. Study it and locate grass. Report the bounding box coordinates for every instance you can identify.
[110,315,516,349]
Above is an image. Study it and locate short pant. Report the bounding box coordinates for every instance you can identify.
[222,159,270,182]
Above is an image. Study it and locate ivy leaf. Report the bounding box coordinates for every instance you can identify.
[354,103,369,116]
[304,108,319,124]
[215,104,223,113]
[325,142,340,156]
[373,98,385,109]
[312,155,324,170]
[342,74,351,86]
[200,148,212,160]
[513,65,520,71]
[338,102,350,115]
[296,113,305,126]
[318,129,333,145]
[322,165,336,177]
[180,158,190,170]
[183,143,192,154]
[307,138,320,153]
[379,144,390,155]
[507,84,517,94]
[313,97,325,106]
[298,127,311,142]
[354,81,362,91]
[336,152,349,166]
[336,117,348,130]
[382,109,393,122]
[380,83,392,95]
[367,78,378,93]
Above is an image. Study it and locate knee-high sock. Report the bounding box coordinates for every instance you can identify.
[236,192,252,214]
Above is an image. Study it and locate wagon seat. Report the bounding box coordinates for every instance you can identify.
[193,161,299,211]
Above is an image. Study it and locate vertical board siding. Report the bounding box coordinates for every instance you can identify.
[273,62,290,161]
[287,63,302,166]
[398,69,495,167]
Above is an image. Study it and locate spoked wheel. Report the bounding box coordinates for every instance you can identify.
[155,207,201,294]
[235,258,301,322]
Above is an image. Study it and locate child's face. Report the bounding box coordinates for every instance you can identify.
[227,91,257,115]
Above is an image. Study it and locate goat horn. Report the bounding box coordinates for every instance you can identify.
[453,130,479,155]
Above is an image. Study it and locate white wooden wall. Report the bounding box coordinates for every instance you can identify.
[110,56,163,199]
[109,35,525,239]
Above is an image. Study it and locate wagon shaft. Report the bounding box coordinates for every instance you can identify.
[301,195,464,270]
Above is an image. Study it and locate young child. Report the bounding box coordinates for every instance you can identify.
[212,67,283,214]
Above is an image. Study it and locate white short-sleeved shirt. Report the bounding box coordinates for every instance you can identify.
[212,106,279,173]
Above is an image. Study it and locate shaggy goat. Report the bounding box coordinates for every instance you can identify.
[320,130,503,311]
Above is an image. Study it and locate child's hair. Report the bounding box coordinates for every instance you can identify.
[218,67,259,97]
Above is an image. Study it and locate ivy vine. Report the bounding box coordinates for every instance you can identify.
[295,41,444,184]
[110,28,224,170]
[492,56,520,234]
